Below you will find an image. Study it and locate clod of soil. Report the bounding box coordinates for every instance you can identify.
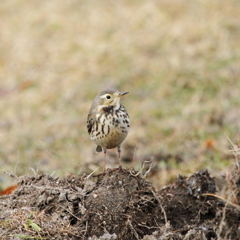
[0,168,240,240]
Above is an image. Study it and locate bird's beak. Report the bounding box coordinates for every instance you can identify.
[118,92,129,97]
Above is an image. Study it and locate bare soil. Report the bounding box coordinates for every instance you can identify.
[1,166,240,240]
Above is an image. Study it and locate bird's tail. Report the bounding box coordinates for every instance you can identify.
[95,145,102,153]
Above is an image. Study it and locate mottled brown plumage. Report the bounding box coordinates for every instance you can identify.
[87,89,130,169]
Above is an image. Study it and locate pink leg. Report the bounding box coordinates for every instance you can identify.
[103,149,107,171]
[117,146,121,167]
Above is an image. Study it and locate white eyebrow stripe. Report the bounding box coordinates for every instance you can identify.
[100,94,110,99]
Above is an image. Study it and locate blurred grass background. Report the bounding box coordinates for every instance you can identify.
[0,0,239,188]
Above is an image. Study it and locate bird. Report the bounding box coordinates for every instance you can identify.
[87,89,130,170]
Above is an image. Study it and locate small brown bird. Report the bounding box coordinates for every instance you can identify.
[87,89,130,169]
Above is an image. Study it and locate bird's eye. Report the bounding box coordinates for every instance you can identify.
[106,95,111,99]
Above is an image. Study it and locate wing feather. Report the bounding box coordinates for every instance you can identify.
[87,113,94,135]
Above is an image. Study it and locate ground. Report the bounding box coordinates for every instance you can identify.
[1,161,240,239]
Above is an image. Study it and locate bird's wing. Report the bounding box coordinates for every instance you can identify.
[87,113,94,135]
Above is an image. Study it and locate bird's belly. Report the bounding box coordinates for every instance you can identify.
[90,117,130,149]
[94,130,128,149]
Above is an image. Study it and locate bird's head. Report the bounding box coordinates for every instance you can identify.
[95,89,129,109]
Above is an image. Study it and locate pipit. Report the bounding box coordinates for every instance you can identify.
[87,89,130,169]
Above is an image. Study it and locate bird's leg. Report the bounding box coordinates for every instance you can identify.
[103,149,107,171]
[117,145,121,167]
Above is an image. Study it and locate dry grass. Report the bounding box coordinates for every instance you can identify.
[0,0,239,188]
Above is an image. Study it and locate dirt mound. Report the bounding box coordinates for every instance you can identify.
[0,168,240,240]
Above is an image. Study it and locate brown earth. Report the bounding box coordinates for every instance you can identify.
[1,166,240,240]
